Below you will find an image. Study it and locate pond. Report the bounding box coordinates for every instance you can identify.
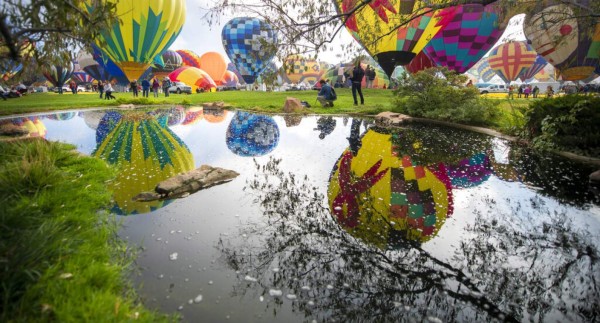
[2,107,599,322]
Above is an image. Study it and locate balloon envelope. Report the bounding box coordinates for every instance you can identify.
[222,17,278,84]
[176,49,202,68]
[43,63,74,87]
[226,111,279,157]
[405,51,436,74]
[199,52,227,83]
[488,41,537,83]
[424,3,505,74]
[220,70,239,87]
[518,55,548,82]
[169,66,217,92]
[153,50,183,79]
[85,0,186,81]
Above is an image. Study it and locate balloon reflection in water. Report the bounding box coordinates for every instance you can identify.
[204,109,228,124]
[226,111,279,157]
[45,112,76,121]
[181,107,204,126]
[92,111,194,215]
[1,117,47,138]
[328,129,453,248]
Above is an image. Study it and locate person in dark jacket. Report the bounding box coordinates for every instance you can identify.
[317,79,336,107]
[141,78,150,98]
[350,62,365,105]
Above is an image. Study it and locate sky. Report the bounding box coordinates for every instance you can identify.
[171,1,526,67]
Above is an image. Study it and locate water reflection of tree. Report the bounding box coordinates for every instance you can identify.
[218,158,599,323]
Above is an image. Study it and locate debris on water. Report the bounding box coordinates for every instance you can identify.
[208,280,213,285]
[326,284,334,290]
[259,296,264,302]
[59,273,73,279]
[272,268,280,273]
[169,252,178,260]
[301,286,310,291]
[307,300,315,306]
[286,294,297,300]
[170,230,175,234]
[428,317,443,323]
[177,305,183,311]
[158,274,164,279]
[269,289,283,297]
[235,214,240,217]
[194,294,203,303]
[188,299,193,305]
[334,206,342,211]
[244,275,258,282]
[393,302,402,307]
[156,237,162,241]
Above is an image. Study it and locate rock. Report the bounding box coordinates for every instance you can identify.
[156,165,239,197]
[590,170,600,184]
[375,112,412,127]
[132,191,162,202]
[283,97,304,114]
[118,104,135,109]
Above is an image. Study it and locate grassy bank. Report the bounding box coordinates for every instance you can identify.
[0,139,171,322]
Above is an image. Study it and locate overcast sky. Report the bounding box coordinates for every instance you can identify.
[171,1,526,66]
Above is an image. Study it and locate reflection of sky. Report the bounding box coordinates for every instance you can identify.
[39,113,98,154]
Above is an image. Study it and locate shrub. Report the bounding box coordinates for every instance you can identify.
[393,67,499,126]
[520,95,600,156]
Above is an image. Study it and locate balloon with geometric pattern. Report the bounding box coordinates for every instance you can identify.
[226,111,280,157]
[153,50,183,79]
[43,62,74,89]
[487,41,537,84]
[222,17,278,84]
[176,49,202,68]
[518,55,548,82]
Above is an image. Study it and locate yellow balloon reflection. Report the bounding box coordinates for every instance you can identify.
[328,129,453,248]
[93,112,194,215]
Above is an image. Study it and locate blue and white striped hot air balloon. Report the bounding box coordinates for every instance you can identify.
[222,17,278,84]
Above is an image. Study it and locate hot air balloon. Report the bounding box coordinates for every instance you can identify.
[204,109,228,124]
[46,112,77,121]
[169,66,217,92]
[0,61,23,81]
[0,39,34,81]
[488,41,537,84]
[77,51,111,82]
[43,63,74,92]
[71,71,94,84]
[282,55,323,85]
[523,1,600,81]
[476,58,497,82]
[405,51,436,74]
[176,49,202,68]
[423,3,506,74]
[1,117,47,138]
[328,128,453,247]
[335,0,448,77]
[226,111,279,157]
[181,107,204,126]
[199,52,227,84]
[153,50,183,79]
[220,70,239,88]
[222,17,278,84]
[518,55,548,82]
[84,0,186,81]
[92,111,194,215]
[227,62,245,84]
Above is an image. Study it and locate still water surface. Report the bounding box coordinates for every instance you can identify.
[3,107,599,322]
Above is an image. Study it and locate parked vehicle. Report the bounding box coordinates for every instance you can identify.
[168,82,192,94]
[532,82,560,94]
[54,85,86,93]
[478,83,508,94]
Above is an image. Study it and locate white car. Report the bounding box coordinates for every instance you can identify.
[168,82,192,94]
[478,84,508,94]
[55,85,87,93]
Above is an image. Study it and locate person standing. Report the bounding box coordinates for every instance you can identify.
[524,85,531,99]
[152,78,160,97]
[366,65,375,88]
[350,62,365,105]
[162,77,171,97]
[517,85,523,98]
[98,81,104,99]
[533,85,539,98]
[130,79,139,97]
[141,78,150,98]
[104,82,116,99]
[508,85,514,100]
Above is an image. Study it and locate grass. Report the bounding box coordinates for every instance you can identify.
[0,139,173,322]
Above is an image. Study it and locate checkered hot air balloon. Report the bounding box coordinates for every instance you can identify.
[222,17,278,84]
[84,0,186,82]
[328,129,453,248]
[488,41,537,84]
[92,111,194,215]
[335,0,450,77]
[424,2,505,74]
[226,111,280,157]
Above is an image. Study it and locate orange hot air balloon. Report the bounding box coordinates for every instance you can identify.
[199,52,227,84]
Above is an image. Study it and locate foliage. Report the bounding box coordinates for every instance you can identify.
[0,1,118,71]
[520,95,600,156]
[393,66,500,126]
[0,139,172,322]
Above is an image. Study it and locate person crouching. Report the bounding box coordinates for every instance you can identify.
[317,79,336,107]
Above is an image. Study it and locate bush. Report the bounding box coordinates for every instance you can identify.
[520,95,600,156]
[393,67,499,126]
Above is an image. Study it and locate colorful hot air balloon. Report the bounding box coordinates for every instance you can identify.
[227,62,245,84]
[445,153,492,188]
[169,66,217,92]
[84,0,186,81]
[153,50,183,79]
[476,58,496,82]
[46,112,77,121]
[1,117,47,138]
[199,52,227,84]
[77,51,111,82]
[523,1,600,81]
[71,71,94,84]
[328,129,453,247]
[220,70,239,87]
[405,51,436,74]
[518,55,548,82]
[222,17,278,84]
[181,107,204,126]
[92,111,194,215]
[0,61,23,81]
[423,3,506,74]
[281,56,322,85]
[226,111,279,157]
[488,41,537,84]
[176,49,202,68]
[43,63,74,89]
[335,0,448,77]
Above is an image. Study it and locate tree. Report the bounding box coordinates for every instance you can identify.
[0,0,118,74]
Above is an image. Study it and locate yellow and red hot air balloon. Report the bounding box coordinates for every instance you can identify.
[487,41,537,84]
[169,66,217,92]
[85,0,186,81]
[335,0,448,77]
[199,52,227,84]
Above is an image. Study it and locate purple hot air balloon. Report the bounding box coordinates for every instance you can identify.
[424,3,506,74]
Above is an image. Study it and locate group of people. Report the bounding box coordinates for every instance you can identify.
[508,84,542,99]
[0,84,27,100]
[94,76,173,100]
